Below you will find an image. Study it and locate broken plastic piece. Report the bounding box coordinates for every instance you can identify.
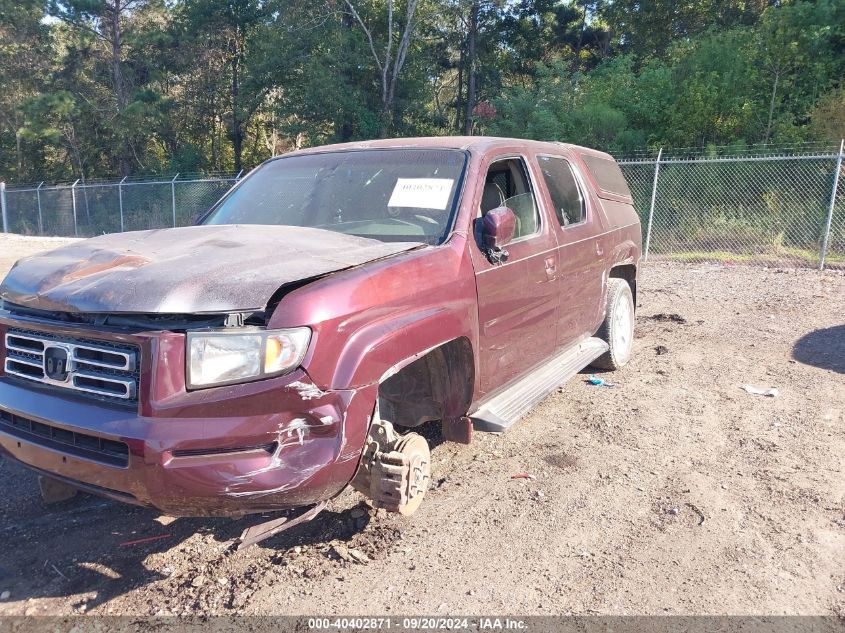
[587,374,615,388]
[119,534,172,547]
[741,385,778,397]
[38,476,78,505]
[235,501,327,550]
[511,473,535,480]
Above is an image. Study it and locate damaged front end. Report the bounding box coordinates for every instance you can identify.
[0,224,422,315]
[0,299,378,517]
[0,224,429,518]
[0,220,464,540]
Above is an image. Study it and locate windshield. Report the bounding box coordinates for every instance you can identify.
[203,149,467,245]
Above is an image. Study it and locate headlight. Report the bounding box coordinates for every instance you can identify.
[187,327,311,389]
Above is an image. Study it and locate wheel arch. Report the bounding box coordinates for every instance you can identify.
[330,305,478,394]
[377,336,475,429]
[609,262,637,308]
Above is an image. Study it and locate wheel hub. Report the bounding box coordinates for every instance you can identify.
[351,419,431,516]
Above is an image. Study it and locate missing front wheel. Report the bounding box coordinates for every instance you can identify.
[351,417,431,516]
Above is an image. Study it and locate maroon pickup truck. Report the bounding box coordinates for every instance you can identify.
[0,137,640,540]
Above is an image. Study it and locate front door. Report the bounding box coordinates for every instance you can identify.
[470,154,560,398]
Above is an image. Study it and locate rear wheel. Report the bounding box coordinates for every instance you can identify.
[592,278,634,370]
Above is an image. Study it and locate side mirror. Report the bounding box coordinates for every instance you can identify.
[481,206,516,249]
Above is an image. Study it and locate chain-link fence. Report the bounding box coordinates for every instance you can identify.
[0,174,238,239]
[618,143,845,269]
[2,144,844,269]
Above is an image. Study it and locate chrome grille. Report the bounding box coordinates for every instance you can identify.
[4,328,140,403]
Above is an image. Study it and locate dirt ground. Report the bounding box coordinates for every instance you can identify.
[0,234,843,617]
[0,234,79,277]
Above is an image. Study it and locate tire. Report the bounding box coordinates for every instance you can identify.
[592,277,634,371]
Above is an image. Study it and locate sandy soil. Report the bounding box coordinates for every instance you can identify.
[0,234,78,276]
[0,233,843,617]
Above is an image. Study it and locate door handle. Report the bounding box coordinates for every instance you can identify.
[596,242,604,256]
[544,256,557,276]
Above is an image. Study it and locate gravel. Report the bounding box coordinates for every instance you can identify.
[0,235,843,616]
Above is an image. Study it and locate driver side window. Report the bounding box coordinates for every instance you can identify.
[479,158,540,240]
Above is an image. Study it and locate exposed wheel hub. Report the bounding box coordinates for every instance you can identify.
[351,418,431,515]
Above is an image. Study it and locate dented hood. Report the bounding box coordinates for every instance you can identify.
[0,225,422,314]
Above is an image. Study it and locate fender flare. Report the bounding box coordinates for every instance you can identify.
[329,305,477,391]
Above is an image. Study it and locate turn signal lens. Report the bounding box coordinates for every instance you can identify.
[265,329,311,374]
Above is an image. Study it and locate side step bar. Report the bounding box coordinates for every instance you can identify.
[470,337,609,433]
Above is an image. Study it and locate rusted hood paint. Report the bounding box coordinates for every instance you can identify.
[0,225,423,314]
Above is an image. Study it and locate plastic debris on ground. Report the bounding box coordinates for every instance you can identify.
[587,374,615,388]
[741,385,778,397]
[119,534,173,547]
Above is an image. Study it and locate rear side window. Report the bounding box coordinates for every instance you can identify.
[538,156,585,227]
[580,153,632,198]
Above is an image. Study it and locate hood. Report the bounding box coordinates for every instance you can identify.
[0,225,423,314]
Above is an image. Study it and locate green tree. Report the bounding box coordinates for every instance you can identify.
[343,0,424,136]
[47,0,161,175]
[0,0,53,180]
[3,0,845,182]
[174,0,271,173]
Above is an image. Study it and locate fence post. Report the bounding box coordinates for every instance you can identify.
[643,148,663,261]
[118,176,127,232]
[71,179,80,237]
[819,139,844,270]
[171,173,179,228]
[36,182,44,235]
[0,182,7,233]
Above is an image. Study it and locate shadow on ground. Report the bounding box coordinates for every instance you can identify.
[792,324,845,374]
[0,482,376,612]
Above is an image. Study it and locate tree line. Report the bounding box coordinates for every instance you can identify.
[0,0,843,183]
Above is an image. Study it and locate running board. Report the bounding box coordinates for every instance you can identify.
[470,337,609,433]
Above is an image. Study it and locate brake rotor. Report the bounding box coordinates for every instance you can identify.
[367,431,431,516]
[393,433,431,515]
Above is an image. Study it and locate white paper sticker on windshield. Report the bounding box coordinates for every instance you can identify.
[388,178,454,210]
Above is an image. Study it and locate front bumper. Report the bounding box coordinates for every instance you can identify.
[0,368,376,517]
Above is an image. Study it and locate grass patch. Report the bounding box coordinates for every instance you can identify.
[651,247,845,268]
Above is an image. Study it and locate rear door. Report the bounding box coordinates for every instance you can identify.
[535,153,607,349]
[470,152,560,397]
